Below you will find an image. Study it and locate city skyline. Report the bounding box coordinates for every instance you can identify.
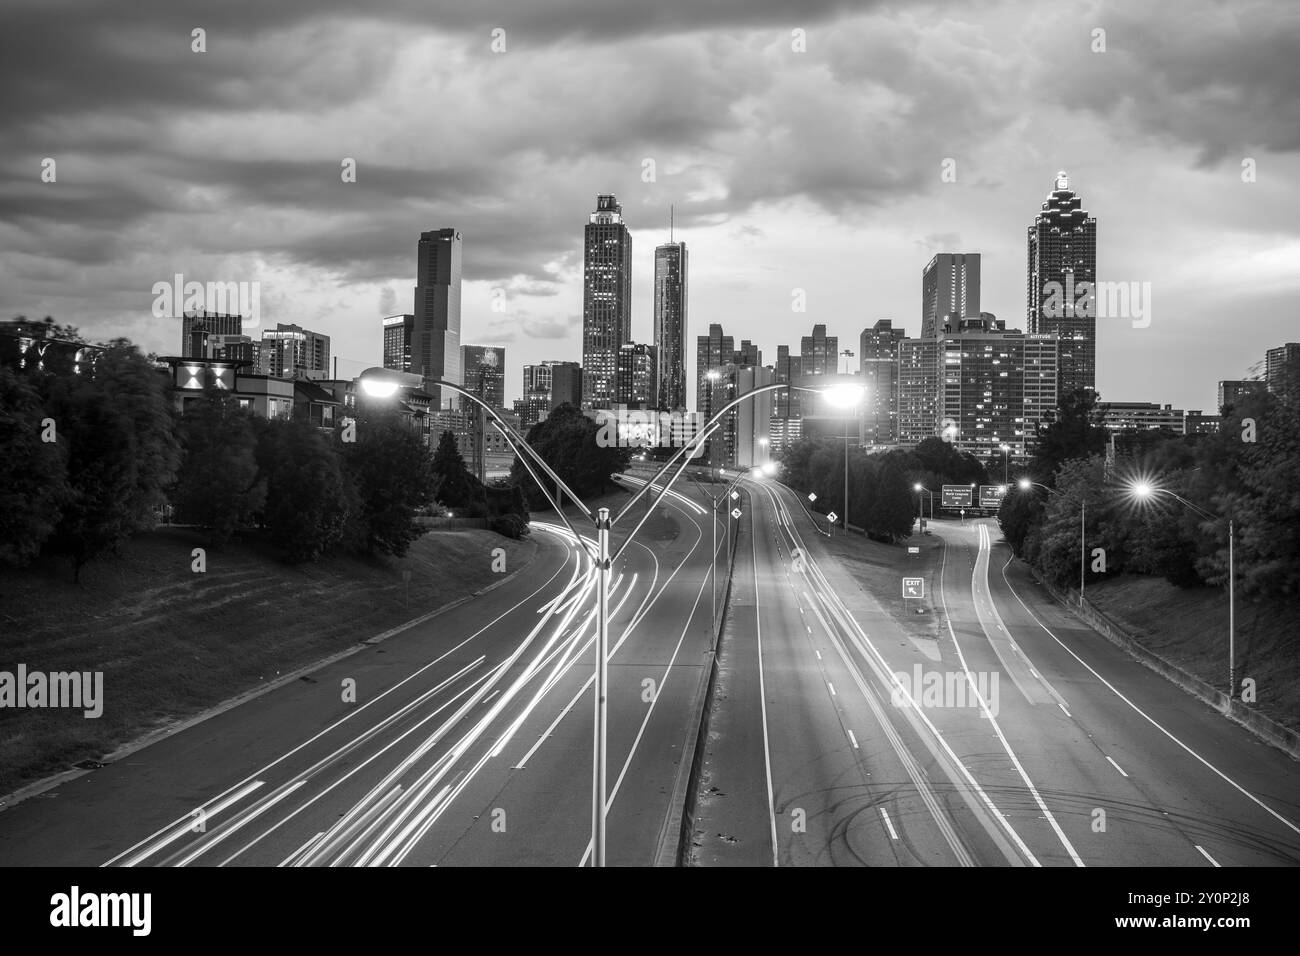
[3,1,1298,413]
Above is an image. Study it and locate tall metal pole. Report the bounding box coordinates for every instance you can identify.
[710,498,717,636]
[592,507,610,867]
[1229,518,1235,699]
[843,432,849,535]
[1079,498,1086,607]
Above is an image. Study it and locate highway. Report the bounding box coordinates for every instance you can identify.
[0,478,726,867]
[688,478,1300,866]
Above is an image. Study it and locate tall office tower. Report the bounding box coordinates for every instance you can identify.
[1265,343,1300,397]
[695,323,735,412]
[921,254,981,339]
[727,365,774,468]
[582,195,633,410]
[414,227,463,408]
[461,345,505,409]
[1027,171,1096,395]
[774,344,802,419]
[522,363,553,398]
[382,314,415,372]
[546,361,583,411]
[654,239,688,411]
[615,343,658,409]
[897,337,940,446]
[799,324,838,376]
[734,339,762,366]
[860,319,907,444]
[914,314,1058,461]
[259,324,331,378]
[181,311,243,358]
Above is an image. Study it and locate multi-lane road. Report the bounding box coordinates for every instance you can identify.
[689,478,1300,866]
[2,473,1297,867]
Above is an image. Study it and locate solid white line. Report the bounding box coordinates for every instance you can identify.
[814,649,822,661]
[1059,702,1072,717]
[1105,755,1129,777]
[998,554,1300,838]
[752,496,781,868]
[880,807,899,840]
[827,682,836,696]
[1195,844,1221,867]
[847,729,859,749]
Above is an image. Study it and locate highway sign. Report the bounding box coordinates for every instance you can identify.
[731,491,740,501]
[902,577,924,598]
[731,508,742,519]
[941,484,973,508]
[907,546,919,554]
[808,492,817,502]
[979,484,1006,509]
[827,511,838,524]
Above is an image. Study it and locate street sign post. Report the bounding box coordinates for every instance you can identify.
[731,508,741,519]
[941,484,973,509]
[907,546,919,554]
[827,511,838,526]
[902,577,924,599]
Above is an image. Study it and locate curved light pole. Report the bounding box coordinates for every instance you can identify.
[913,483,935,528]
[1130,482,1236,699]
[360,367,863,866]
[1018,478,1086,606]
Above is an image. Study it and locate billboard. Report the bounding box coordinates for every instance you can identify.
[940,485,973,508]
[979,485,1007,509]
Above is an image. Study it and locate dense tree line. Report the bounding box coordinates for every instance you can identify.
[777,435,988,543]
[999,384,1300,601]
[0,338,528,579]
[509,403,632,510]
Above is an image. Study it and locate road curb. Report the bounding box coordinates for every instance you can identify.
[1023,562,1300,762]
[0,532,545,814]
[654,488,745,867]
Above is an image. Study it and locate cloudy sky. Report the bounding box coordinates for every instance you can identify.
[2,0,1297,410]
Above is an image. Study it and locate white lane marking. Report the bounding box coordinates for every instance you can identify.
[952,526,1085,866]
[847,729,859,749]
[1105,755,1129,778]
[827,682,837,697]
[1059,702,1072,717]
[814,649,822,661]
[998,555,1300,838]
[1195,844,1221,867]
[752,498,781,868]
[880,807,899,840]
[482,690,501,705]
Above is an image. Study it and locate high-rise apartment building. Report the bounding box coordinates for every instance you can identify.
[695,323,735,413]
[860,319,907,445]
[414,228,463,407]
[382,313,415,373]
[654,240,688,411]
[921,254,981,339]
[582,195,632,410]
[1265,343,1300,397]
[615,343,658,409]
[1027,171,1096,395]
[1217,379,1262,414]
[774,344,802,419]
[259,324,330,379]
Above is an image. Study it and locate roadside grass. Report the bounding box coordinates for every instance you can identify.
[0,526,536,796]
[1081,575,1300,732]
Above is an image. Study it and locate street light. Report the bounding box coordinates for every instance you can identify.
[913,483,934,524]
[1018,478,1086,606]
[1129,481,1236,698]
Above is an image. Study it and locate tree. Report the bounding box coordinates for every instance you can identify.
[39,343,180,581]
[510,403,630,508]
[257,418,350,562]
[1029,388,1109,483]
[431,429,487,515]
[340,417,436,557]
[866,457,915,542]
[997,485,1042,556]
[172,382,264,546]
[0,368,68,565]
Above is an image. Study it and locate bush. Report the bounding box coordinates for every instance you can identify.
[488,513,530,539]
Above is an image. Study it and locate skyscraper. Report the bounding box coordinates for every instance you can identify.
[259,324,330,378]
[414,228,463,407]
[1028,171,1097,395]
[654,239,688,412]
[921,253,981,338]
[382,313,415,373]
[615,343,658,409]
[860,319,906,444]
[461,345,505,409]
[582,195,632,411]
[695,323,735,413]
[1265,343,1300,397]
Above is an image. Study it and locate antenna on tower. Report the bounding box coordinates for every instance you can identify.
[670,204,674,243]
